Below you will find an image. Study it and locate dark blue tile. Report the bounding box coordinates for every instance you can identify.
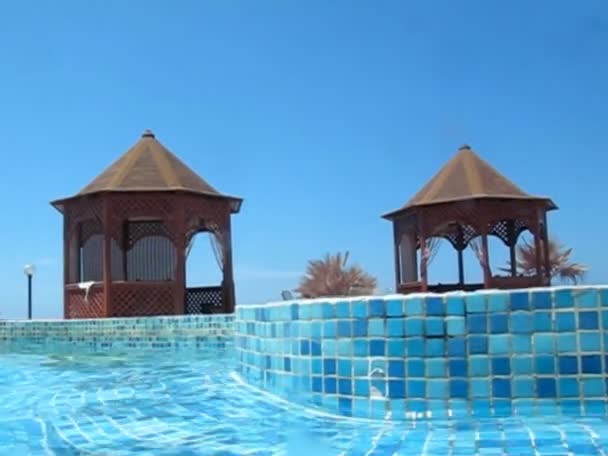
[579,311,599,330]
[284,357,291,371]
[469,335,488,354]
[450,379,468,398]
[324,377,337,394]
[352,319,367,337]
[489,313,508,333]
[370,339,385,356]
[338,378,352,395]
[492,357,510,375]
[368,299,385,317]
[300,340,310,355]
[492,378,511,397]
[535,355,555,374]
[323,358,336,375]
[310,341,321,356]
[537,378,557,397]
[407,359,424,377]
[449,359,467,377]
[312,376,322,392]
[448,338,467,357]
[558,355,578,375]
[426,297,444,315]
[467,314,487,333]
[388,360,405,377]
[388,380,406,398]
[407,380,425,397]
[555,289,573,308]
[582,355,602,374]
[532,291,552,309]
[510,292,530,311]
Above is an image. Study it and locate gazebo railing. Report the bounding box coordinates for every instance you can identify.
[185,286,224,314]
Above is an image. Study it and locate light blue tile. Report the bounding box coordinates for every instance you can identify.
[367,318,385,337]
[576,288,598,308]
[466,294,486,313]
[405,297,424,316]
[446,317,466,335]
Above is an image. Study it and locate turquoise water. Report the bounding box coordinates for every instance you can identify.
[1,348,608,455]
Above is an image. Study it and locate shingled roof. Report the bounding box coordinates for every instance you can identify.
[384,144,556,218]
[52,130,241,211]
[79,130,227,195]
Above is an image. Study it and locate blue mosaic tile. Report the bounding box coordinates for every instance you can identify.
[234,286,608,421]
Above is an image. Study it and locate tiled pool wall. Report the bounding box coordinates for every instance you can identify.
[235,286,608,420]
[0,314,234,352]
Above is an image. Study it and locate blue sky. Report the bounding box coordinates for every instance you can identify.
[0,1,606,318]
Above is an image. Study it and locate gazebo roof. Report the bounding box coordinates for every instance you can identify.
[52,130,242,211]
[383,144,556,219]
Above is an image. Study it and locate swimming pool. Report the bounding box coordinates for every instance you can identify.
[1,346,608,455]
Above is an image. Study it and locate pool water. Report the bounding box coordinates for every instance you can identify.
[1,348,608,455]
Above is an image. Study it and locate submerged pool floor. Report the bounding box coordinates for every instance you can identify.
[0,349,607,456]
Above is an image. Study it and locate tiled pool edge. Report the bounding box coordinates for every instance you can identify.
[0,314,235,351]
[236,286,608,420]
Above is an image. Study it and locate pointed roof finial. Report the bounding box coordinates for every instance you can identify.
[459,144,471,150]
[142,129,155,138]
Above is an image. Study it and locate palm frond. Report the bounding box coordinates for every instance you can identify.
[295,251,377,298]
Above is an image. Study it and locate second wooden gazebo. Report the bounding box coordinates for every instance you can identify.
[383,145,557,294]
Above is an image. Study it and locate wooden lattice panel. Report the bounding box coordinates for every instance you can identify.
[111,194,174,221]
[185,286,224,314]
[127,220,174,245]
[66,286,105,319]
[111,283,175,317]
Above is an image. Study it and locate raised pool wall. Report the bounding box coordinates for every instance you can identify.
[0,315,234,352]
[235,286,608,420]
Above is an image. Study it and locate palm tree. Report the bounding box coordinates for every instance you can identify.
[502,237,587,284]
[295,251,377,298]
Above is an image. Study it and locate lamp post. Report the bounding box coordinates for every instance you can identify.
[24,264,35,320]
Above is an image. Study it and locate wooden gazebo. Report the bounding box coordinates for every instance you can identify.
[383,145,556,294]
[52,130,242,319]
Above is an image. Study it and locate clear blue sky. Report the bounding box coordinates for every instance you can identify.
[0,1,606,318]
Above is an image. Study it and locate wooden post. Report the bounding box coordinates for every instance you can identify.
[507,221,517,277]
[63,211,70,319]
[393,222,401,289]
[174,203,186,315]
[420,234,428,292]
[509,244,517,277]
[222,213,236,313]
[481,233,491,288]
[102,198,113,317]
[542,211,551,284]
[456,226,464,286]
